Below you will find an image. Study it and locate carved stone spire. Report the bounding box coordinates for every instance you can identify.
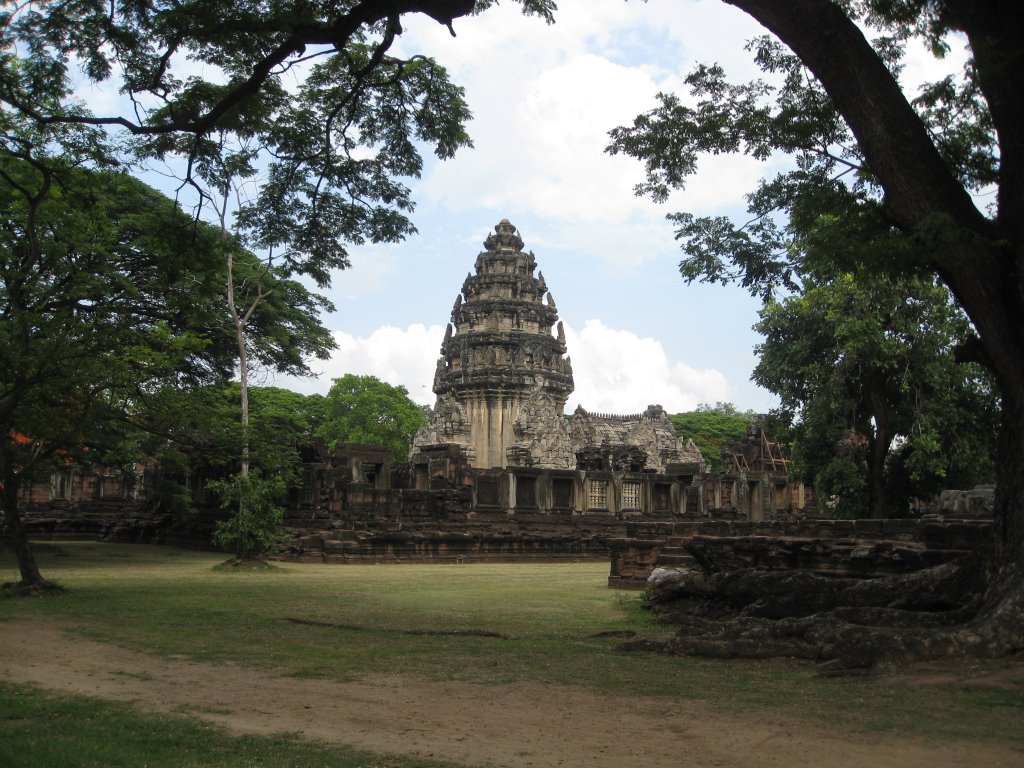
[417,219,574,469]
[483,218,525,251]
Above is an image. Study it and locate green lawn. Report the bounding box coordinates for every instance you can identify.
[1,541,1021,764]
[0,681,452,768]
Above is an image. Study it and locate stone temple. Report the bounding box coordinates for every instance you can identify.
[412,219,705,473]
[18,218,983,580]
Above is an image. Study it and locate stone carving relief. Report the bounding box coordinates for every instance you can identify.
[415,392,471,448]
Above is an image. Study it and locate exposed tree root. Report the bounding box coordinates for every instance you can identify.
[622,549,1023,673]
[2,579,65,597]
[212,557,277,571]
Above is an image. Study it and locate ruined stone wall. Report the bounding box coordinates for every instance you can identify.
[10,444,986,582]
[8,447,815,557]
[15,465,145,506]
[570,405,705,473]
[278,505,628,564]
[268,447,824,564]
[272,463,692,563]
[4,499,173,544]
[607,517,992,588]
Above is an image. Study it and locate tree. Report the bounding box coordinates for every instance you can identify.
[140,385,326,496]
[128,385,310,536]
[0,161,235,592]
[208,471,288,561]
[317,375,425,461]
[754,273,998,518]
[141,386,329,563]
[0,151,335,590]
[1,0,555,267]
[609,0,1023,667]
[670,403,757,473]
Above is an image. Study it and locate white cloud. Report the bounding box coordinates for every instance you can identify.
[416,46,773,270]
[400,0,784,273]
[419,51,667,225]
[271,317,731,415]
[564,319,729,413]
[270,324,444,404]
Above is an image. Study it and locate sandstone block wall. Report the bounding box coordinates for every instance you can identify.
[607,517,993,589]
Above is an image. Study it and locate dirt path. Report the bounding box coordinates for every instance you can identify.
[0,617,1018,768]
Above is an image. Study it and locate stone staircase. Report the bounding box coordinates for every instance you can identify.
[651,536,699,569]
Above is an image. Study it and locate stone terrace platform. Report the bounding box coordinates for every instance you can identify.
[608,517,991,589]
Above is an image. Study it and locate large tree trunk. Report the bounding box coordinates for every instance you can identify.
[975,390,1024,645]
[989,350,1024,574]
[665,0,1024,668]
[948,244,1024,637]
[866,392,891,520]
[0,472,60,594]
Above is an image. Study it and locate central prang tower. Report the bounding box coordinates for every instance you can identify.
[414,219,575,469]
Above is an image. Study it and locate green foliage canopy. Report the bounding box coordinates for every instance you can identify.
[140,385,326,482]
[0,161,244,586]
[1,164,233,469]
[208,471,288,560]
[671,403,756,473]
[0,0,555,274]
[754,273,998,517]
[0,159,332,585]
[607,2,1010,521]
[316,375,425,461]
[608,27,993,301]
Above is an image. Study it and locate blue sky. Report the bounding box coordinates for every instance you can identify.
[272,0,785,413]
[64,1,967,414]
[78,0,954,415]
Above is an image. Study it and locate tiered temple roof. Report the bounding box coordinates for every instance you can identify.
[434,219,574,409]
[413,219,703,473]
[415,220,575,468]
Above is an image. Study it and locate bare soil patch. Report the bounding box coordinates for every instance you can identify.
[0,617,1018,768]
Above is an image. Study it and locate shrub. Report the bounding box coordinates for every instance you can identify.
[208,472,287,560]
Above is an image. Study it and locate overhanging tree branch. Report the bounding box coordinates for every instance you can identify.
[724,0,990,237]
